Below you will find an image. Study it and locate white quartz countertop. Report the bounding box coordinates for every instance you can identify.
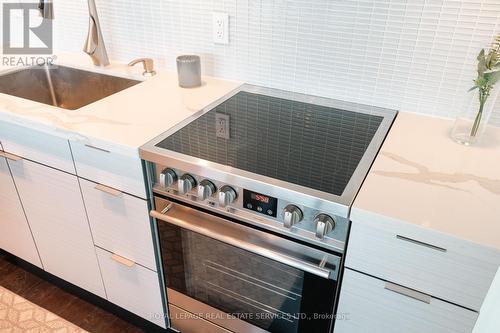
[0,54,241,154]
[353,112,500,250]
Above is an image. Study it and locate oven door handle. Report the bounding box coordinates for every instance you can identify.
[150,204,334,280]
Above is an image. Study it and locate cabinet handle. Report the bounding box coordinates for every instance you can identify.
[84,144,110,153]
[94,184,122,196]
[384,282,431,304]
[396,235,447,252]
[0,151,22,161]
[111,253,135,267]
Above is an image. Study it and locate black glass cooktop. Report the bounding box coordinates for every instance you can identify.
[156,91,384,196]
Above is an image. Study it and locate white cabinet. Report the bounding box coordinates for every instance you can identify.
[95,247,166,328]
[0,122,163,328]
[8,157,105,298]
[80,179,157,271]
[346,211,500,311]
[0,122,75,174]
[342,210,500,332]
[70,141,147,198]
[334,269,478,333]
[0,152,42,267]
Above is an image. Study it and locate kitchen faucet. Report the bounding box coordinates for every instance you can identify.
[83,0,110,66]
[38,0,110,67]
[38,0,54,19]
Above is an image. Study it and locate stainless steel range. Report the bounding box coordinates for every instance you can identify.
[140,85,397,333]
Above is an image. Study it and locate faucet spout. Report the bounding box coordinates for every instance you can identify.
[38,0,54,19]
[83,0,110,67]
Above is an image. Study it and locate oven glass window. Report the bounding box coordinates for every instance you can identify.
[158,221,337,333]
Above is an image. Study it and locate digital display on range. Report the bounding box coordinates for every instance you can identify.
[243,190,278,217]
[252,193,270,204]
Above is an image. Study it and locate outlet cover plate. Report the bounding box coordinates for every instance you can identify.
[215,113,230,139]
[213,12,229,44]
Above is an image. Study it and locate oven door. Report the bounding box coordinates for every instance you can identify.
[151,196,342,333]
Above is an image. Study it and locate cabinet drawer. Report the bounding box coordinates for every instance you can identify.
[80,179,156,271]
[347,209,500,311]
[95,247,165,328]
[0,122,74,173]
[70,141,146,198]
[334,269,478,333]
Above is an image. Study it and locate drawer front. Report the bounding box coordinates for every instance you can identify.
[0,154,42,267]
[9,158,105,298]
[334,269,478,333]
[80,179,156,271]
[347,209,500,311]
[70,141,146,198]
[0,122,75,173]
[95,247,166,328]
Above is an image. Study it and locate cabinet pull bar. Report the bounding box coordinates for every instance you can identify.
[385,282,431,304]
[94,184,122,196]
[0,151,22,161]
[111,253,135,267]
[396,235,447,252]
[84,144,110,153]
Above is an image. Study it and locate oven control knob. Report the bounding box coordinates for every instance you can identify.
[159,168,177,188]
[218,185,237,207]
[314,214,335,239]
[178,174,197,194]
[197,180,216,201]
[283,205,303,228]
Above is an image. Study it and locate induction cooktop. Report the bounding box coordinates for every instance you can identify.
[156,90,385,196]
[141,84,397,218]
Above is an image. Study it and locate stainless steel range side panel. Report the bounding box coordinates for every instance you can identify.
[140,84,397,220]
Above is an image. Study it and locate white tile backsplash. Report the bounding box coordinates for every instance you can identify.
[13,1,500,125]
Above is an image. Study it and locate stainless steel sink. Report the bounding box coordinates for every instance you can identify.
[0,65,141,110]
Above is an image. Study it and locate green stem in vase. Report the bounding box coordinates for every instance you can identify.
[470,97,485,137]
[466,34,500,140]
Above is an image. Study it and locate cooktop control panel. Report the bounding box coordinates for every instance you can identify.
[243,190,278,218]
[152,164,348,252]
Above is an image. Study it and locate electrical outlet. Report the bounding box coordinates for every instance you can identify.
[215,113,230,139]
[213,12,229,44]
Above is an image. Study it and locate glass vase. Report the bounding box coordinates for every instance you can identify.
[451,84,500,145]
